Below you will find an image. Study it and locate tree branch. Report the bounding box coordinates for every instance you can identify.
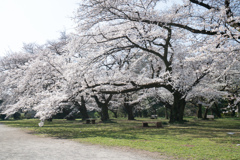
[189,0,215,10]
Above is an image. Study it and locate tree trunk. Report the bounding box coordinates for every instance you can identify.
[231,110,235,117]
[197,104,203,118]
[101,104,109,121]
[213,102,221,118]
[79,96,89,120]
[124,97,135,120]
[93,94,112,121]
[237,103,240,117]
[0,114,6,120]
[165,106,169,119]
[124,103,135,120]
[109,108,118,118]
[135,109,142,117]
[203,106,209,119]
[169,91,186,123]
[113,111,118,118]
[73,98,89,121]
[139,110,142,117]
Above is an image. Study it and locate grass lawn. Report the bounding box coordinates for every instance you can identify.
[1,117,240,160]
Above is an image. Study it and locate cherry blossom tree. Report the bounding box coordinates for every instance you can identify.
[68,0,239,123]
[0,52,36,113]
[0,41,87,121]
[1,0,239,124]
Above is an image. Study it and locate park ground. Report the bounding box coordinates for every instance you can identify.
[0,124,162,160]
[1,117,240,160]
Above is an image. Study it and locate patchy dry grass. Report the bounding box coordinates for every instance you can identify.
[1,117,240,160]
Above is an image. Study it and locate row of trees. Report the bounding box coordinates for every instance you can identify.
[0,0,240,123]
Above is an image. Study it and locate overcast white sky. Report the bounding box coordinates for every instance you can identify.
[0,0,79,57]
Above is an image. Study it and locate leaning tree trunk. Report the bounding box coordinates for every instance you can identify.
[213,102,221,118]
[169,91,186,123]
[197,104,203,118]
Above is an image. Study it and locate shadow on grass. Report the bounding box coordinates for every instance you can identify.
[1,118,240,145]
[99,119,117,123]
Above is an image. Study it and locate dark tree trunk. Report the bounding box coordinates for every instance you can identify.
[228,96,236,117]
[197,104,203,118]
[165,104,171,119]
[78,96,89,120]
[203,106,209,119]
[73,100,89,121]
[93,94,112,121]
[135,109,142,117]
[101,104,109,121]
[109,110,118,118]
[165,107,169,119]
[139,110,142,117]
[13,112,21,120]
[213,102,221,118]
[124,103,135,120]
[124,97,136,120]
[0,114,6,120]
[169,91,186,123]
[113,112,118,118]
[108,108,118,118]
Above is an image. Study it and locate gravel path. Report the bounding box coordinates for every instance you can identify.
[0,124,165,160]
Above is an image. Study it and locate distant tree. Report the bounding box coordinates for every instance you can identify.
[22,42,44,54]
[47,31,69,55]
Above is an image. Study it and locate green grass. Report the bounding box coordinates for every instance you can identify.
[1,117,240,160]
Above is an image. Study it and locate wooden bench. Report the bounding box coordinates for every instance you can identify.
[206,115,214,120]
[142,121,163,128]
[86,119,96,124]
[150,115,158,119]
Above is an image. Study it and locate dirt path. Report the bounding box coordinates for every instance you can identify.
[0,124,165,160]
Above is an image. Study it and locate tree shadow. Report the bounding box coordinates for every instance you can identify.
[2,118,240,145]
